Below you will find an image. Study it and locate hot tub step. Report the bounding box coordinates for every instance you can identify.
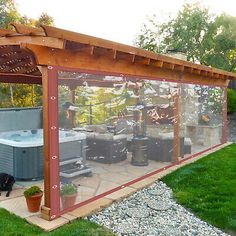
[60,166,92,178]
[60,157,83,166]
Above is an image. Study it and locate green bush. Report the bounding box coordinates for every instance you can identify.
[23,186,42,198]
[60,183,78,197]
[227,89,236,114]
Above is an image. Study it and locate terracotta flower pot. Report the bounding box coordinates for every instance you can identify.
[61,194,77,209]
[25,192,43,212]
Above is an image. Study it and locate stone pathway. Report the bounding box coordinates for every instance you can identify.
[89,181,229,236]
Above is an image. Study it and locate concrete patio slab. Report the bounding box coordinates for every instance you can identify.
[61,213,77,221]
[26,215,69,232]
[0,196,42,218]
[0,187,24,202]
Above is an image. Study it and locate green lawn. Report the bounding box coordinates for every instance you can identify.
[0,208,114,236]
[162,144,236,234]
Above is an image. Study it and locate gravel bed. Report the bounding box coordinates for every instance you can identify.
[88,181,230,236]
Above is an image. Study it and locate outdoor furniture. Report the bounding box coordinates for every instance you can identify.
[147,133,192,162]
[81,125,128,163]
[86,133,127,163]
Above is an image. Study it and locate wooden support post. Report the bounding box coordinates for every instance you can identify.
[173,90,180,163]
[70,87,76,128]
[221,87,228,143]
[41,66,60,220]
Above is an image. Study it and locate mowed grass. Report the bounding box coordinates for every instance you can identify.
[162,144,236,234]
[0,208,114,236]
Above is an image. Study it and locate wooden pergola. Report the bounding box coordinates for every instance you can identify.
[0,23,236,220]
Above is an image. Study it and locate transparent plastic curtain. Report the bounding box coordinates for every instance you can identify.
[0,83,44,181]
[57,71,184,211]
[180,84,224,154]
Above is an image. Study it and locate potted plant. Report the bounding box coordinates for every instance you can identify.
[23,186,43,213]
[60,183,78,209]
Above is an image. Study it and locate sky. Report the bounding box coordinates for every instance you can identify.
[15,0,236,46]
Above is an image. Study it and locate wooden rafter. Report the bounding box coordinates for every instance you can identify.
[0,45,22,56]
[10,23,45,36]
[0,45,40,75]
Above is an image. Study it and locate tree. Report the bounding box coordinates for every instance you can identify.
[135,3,236,72]
[0,0,54,108]
[0,0,54,28]
[35,12,54,27]
[0,0,20,28]
[204,14,236,72]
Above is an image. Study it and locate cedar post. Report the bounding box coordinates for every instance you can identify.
[41,66,60,220]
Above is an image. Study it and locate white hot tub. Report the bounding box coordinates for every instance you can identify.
[0,129,86,180]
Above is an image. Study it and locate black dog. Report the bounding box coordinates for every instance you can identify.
[0,173,15,197]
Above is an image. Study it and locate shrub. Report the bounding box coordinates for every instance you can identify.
[23,186,42,198]
[227,89,236,114]
[60,183,77,197]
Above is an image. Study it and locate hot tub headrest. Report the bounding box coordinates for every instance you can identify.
[0,107,42,132]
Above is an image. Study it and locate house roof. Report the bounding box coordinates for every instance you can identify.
[0,23,235,86]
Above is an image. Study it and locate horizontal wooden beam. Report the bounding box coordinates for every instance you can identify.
[174,64,184,72]
[0,28,20,37]
[133,56,150,65]
[24,44,228,87]
[163,62,174,70]
[40,25,236,79]
[193,68,201,74]
[181,72,228,87]
[0,72,42,84]
[185,67,193,73]
[150,60,163,68]
[115,51,135,62]
[0,36,64,49]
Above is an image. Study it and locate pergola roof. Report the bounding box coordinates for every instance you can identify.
[0,23,236,86]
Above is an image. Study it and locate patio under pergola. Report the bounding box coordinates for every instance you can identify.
[0,23,236,223]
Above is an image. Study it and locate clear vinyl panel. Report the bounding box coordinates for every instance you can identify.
[180,84,224,155]
[57,71,180,211]
[0,83,44,185]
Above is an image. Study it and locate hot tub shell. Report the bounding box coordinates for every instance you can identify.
[0,129,86,180]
